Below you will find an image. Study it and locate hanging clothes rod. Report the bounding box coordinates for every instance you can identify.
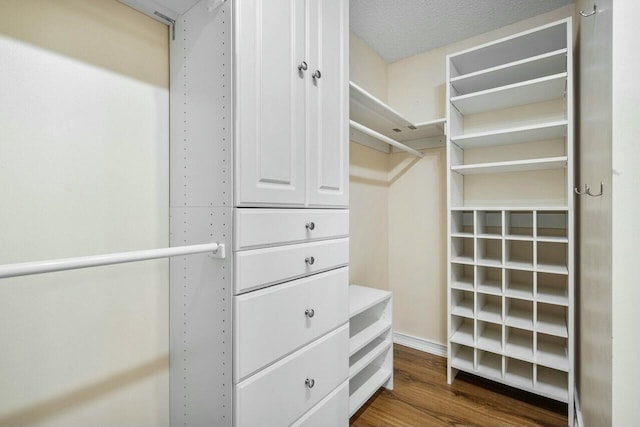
[0,242,225,280]
[349,120,425,158]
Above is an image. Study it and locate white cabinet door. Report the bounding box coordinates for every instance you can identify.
[306,0,349,207]
[235,0,306,206]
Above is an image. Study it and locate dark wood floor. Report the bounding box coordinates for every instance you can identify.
[350,345,567,427]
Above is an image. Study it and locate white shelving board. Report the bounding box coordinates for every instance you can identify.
[446,18,575,423]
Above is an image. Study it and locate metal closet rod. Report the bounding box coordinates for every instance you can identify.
[349,120,425,158]
[0,242,225,280]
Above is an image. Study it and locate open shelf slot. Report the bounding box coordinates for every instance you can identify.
[477,294,502,324]
[476,211,502,238]
[537,211,568,241]
[477,238,502,267]
[451,210,475,237]
[477,266,502,295]
[349,332,392,379]
[537,241,568,275]
[450,316,475,347]
[505,327,533,361]
[505,270,533,300]
[451,121,568,150]
[477,321,502,353]
[349,285,392,318]
[536,366,568,402]
[537,302,568,338]
[451,264,474,291]
[349,311,392,356]
[451,49,567,95]
[451,343,475,372]
[451,290,475,319]
[451,236,475,265]
[536,333,569,372]
[506,211,534,240]
[505,357,534,390]
[451,156,568,175]
[505,298,533,331]
[537,273,568,306]
[349,362,392,416]
[477,350,503,381]
[505,240,533,270]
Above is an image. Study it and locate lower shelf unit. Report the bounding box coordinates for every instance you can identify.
[348,284,393,417]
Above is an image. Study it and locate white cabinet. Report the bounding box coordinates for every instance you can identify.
[235,0,349,208]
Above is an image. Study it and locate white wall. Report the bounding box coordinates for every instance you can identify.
[0,1,170,426]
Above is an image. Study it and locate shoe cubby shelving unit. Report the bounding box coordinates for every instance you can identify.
[348,284,393,417]
[446,19,574,424]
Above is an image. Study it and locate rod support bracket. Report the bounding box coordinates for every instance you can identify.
[209,243,226,259]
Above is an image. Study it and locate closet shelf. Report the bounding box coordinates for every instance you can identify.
[349,364,392,417]
[349,318,392,356]
[349,337,392,379]
[350,120,424,158]
[450,73,567,115]
[451,121,568,150]
[451,322,474,346]
[350,284,392,318]
[537,342,569,371]
[451,156,568,175]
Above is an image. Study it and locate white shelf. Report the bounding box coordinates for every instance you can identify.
[477,352,502,380]
[350,120,425,158]
[505,360,534,389]
[451,277,474,291]
[349,364,392,417]
[450,73,567,115]
[451,156,568,175]
[349,284,392,318]
[451,49,567,95]
[537,341,569,372]
[477,258,502,268]
[451,121,568,149]
[477,302,501,324]
[451,345,475,371]
[451,298,474,319]
[536,368,568,402]
[477,327,502,353]
[451,322,474,347]
[505,308,533,331]
[537,312,568,338]
[536,262,569,275]
[451,206,568,211]
[505,330,533,361]
[349,337,392,379]
[349,317,392,356]
[537,284,569,306]
[505,281,533,301]
[505,259,534,271]
[536,235,569,243]
[477,279,502,296]
[451,255,474,265]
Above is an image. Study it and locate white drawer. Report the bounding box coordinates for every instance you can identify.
[234,325,349,427]
[234,238,349,294]
[234,268,349,382]
[234,208,349,250]
[291,381,348,427]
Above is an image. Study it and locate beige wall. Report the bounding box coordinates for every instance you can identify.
[0,1,170,426]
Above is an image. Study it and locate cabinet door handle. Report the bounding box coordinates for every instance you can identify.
[305,308,315,318]
[312,70,321,80]
[305,222,315,231]
[298,61,308,71]
[305,378,315,389]
[305,256,315,265]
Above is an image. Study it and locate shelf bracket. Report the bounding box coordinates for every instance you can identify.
[154,11,176,41]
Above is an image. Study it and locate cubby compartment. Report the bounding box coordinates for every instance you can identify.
[505,269,533,300]
[451,210,474,237]
[476,211,502,238]
[451,263,474,291]
[477,266,502,295]
[477,350,503,380]
[537,273,568,305]
[477,238,502,267]
[477,321,502,353]
[477,293,502,324]
[451,236,475,264]
[506,211,534,239]
[505,357,534,389]
[505,240,533,270]
[451,290,475,319]
[505,298,533,330]
[505,327,533,361]
[450,316,474,347]
[536,211,568,242]
[536,366,568,402]
[536,333,568,371]
[450,343,475,372]
[536,302,567,338]
[537,241,568,275]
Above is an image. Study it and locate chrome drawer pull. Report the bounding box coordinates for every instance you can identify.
[305,256,315,265]
[305,308,315,318]
[305,222,315,231]
[312,70,321,80]
[305,378,315,389]
[297,60,308,71]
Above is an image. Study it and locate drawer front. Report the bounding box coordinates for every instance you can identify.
[291,381,348,427]
[234,268,349,382]
[234,208,349,250]
[234,325,349,427]
[234,238,349,294]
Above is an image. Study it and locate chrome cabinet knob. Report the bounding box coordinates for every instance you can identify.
[298,61,308,71]
[312,70,321,80]
[305,378,315,389]
[305,256,315,265]
[305,308,315,318]
[305,222,315,231]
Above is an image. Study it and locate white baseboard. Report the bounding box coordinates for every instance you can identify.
[393,332,447,357]
[574,386,584,427]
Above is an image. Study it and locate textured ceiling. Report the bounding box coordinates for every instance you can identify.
[350,0,573,63]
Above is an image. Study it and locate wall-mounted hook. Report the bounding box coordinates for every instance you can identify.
[579,4,597,17]
[586,182,604,197]
[575,184,590,195]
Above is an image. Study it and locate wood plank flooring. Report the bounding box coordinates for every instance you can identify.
[350,345,567,427]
